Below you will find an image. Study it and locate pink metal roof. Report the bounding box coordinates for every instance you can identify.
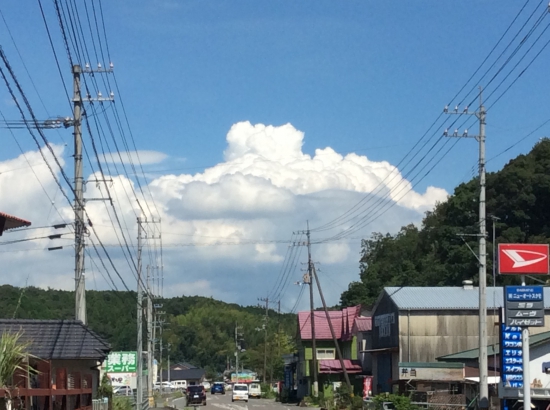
[354,317,372,332]
[298,305,362,341]
[319,359,362,374]
[0,212,31,236]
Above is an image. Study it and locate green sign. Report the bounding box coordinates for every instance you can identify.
[105,351,137,373]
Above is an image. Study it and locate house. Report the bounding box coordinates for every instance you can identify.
[353,317,372,374]
[296,305,364,398]
[0,211,31,235]
[170,362,197,371]
[367,283,550,395]
[0,319,110,410]
[162,368,205,386]
[438,330,550,409]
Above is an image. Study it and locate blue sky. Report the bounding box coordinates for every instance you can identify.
[0,1,548,310]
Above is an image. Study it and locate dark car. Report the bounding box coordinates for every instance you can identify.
[211,382,225,395]
[186,385,206,406]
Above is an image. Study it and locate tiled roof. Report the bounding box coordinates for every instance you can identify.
[319,359,362,374]
[381,286,550,310]
[0,319,110,360]
[0,211,31,235]
[354,317,372,332]
[298,305,361,341]
[162,368,205,381]
[171,362,197,370]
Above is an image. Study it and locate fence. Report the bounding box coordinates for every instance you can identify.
[92,398,108,410]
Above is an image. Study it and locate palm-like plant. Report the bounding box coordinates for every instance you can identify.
[0,331,31,388]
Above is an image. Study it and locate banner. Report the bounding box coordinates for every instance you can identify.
[363,376,373,399]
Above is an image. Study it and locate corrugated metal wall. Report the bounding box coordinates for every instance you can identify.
[399,310,550,363]
[398,310,500,363]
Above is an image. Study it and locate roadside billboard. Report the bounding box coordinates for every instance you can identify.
[231,373,256,383]
[498,244,549,275]
[105,351,138,373]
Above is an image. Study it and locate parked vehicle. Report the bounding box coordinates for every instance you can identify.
[187,385,207,406]
[210,382,225,395]
[248,382,261,399]
[172,380,187,391]
[232,383,249,403]
[202,381,211,390]
[113,386,133,396]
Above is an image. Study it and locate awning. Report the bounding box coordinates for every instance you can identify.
[319,360,362,374]
[360,347,396,353]
[0,212,31,236]
[465,376,500,384]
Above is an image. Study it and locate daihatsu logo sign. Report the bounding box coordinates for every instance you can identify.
[498,244,549,275]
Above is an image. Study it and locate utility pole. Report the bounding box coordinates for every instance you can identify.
[312,265,352,393]
[72,63,114,324]
[137,217,144,409]
[235,323,243,383]
[305,222,318,397]
[147,265,153,399]
[258,297,269,382]
[73,64,86,325]
[167,343,171,383]
[444,90,488,409]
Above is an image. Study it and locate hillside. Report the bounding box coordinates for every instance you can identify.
[0,285,297,377]
[340,138,550,307]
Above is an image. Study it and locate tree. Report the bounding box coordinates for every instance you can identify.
[340,139,550,306]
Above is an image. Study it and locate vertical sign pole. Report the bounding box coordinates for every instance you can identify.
[521,278,531,410]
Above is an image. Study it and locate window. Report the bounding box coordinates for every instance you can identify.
[316,349,335,359]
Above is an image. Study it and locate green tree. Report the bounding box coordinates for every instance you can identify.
[340,138,550,307]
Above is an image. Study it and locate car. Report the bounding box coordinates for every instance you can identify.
[172,380,187,391]
[186,385,207,406]
[211,382,225,395]
[232,383,249,403]
[248,382,261,399]
[113,386,133,396]
[202,381,211,390]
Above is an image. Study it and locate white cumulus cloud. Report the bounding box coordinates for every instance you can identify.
[0,122,448,312]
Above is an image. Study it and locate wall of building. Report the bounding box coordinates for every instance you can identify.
[397,310,501,364]
[357,331,373,374]
[372,294,399,349]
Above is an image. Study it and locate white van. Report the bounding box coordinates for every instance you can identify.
[232,383,249,402]
[248,382,261,399]
[172,380,187,391]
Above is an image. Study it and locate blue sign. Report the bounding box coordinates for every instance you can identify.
[500,325,524,389]
[506,286,543,301]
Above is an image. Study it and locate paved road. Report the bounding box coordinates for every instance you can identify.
[172,392,300,410]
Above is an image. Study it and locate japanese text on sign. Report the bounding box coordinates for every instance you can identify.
[105,351,137,373]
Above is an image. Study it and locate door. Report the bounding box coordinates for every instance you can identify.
[377,353,392,393]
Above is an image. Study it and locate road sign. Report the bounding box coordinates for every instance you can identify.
[500,325,524,389]
[504,286,545,327]
[498,244,549,275]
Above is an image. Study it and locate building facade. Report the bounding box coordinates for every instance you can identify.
[368,284,550,394]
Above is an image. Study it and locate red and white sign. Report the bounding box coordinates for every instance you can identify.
[363,376,373,399]
[498,244,549,275]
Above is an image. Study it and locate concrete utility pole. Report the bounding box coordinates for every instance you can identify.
[235,323,242,382]
[71,63,114,324]
[444,90,488,409]
[147,265,153,399]
[137,217,144,409]
[306,223,318,397]
[73,64,86,325]
[258,297,269,382]
[312,265,352,393]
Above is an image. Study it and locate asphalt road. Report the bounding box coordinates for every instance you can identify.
[172,391,300,410]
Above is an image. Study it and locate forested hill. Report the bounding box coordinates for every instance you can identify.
[340,138,550,308]
[0,285,297,375]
